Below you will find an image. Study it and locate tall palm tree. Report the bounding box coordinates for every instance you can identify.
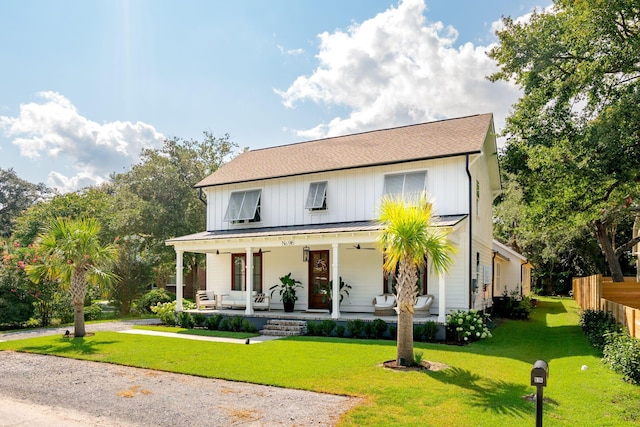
[27,217,117,337]
[378,194,456,366]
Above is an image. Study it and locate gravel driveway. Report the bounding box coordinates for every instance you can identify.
[0,321,362,426]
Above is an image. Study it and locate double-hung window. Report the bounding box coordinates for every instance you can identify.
[305,181,327,211]
[224,189,261,223]
[383,171,426,199]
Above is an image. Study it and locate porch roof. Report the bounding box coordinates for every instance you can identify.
[166,215,467,244]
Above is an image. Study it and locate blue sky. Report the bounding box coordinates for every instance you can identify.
[0,0,551,192]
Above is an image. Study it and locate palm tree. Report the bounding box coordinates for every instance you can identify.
[378,194,456,366]
[27,217,117,337]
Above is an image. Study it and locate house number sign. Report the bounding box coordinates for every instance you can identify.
[281,240,295,246]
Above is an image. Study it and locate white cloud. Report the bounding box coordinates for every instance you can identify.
[0,91,165,193]
[276,0,522,139]
[277,44,305,56]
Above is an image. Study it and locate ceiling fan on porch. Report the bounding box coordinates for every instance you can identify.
[348,244,376,250]
[215,250,231,255]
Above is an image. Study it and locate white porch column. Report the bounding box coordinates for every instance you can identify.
[245,247,254,315]
[438,273,446,323]
[331,243,340,319]
[175,249,184,312]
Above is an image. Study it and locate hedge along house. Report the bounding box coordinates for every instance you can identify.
[166,113,501,323]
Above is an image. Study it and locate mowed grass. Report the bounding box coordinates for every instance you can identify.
[1,297,639,426]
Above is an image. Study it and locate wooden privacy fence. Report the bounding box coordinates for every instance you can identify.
[573,274,640,339]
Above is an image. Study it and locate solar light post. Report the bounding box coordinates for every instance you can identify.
[530,360,549,427]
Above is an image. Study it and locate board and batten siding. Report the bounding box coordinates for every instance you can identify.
[204,156,470,231]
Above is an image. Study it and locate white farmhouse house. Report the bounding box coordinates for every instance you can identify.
[492,240,533,297]
[166,113,501,323]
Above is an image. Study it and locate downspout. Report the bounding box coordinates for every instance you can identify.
[198,188,207,205]
[520,261,524,298]
[466,154,473,309]
[492,251,497,301]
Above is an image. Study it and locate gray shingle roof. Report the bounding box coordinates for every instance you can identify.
[196,113,493,188]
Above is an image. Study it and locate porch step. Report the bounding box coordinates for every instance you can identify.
[260,319,307,336]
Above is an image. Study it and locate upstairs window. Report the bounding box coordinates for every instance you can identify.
[383,171,426,199]
[305,181,327,210]
[224,189,261,223]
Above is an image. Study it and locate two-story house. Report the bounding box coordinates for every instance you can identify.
[166,113,501,323]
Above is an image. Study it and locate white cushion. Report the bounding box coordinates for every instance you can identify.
[376,295,386,305]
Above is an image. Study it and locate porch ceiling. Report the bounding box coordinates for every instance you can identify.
[166,216,467,252]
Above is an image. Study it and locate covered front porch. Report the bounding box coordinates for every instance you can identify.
[166,219,466,325]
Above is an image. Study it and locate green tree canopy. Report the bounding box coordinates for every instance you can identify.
[0,168,50,238]
[110,132,238,268]
[489,0,640,281]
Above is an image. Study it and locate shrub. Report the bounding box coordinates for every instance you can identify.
[192,313,206,328]
[371,318,387,339]
[219,318,230,331]
[336,324,346,337]
[150,300,195,326]
[580,309,621,351]
[227,316,244,332]
[151,301,177,326]
[137,289,175,314]
[363,322,373,338]
[177,311,194,328]
[306,321,319,336]
[603,331,640,384]
[83,303,103,321]
[346,319,365,338]
[413,351,424,366]
[320,319,336,337]
[241,319,257,333]
[204,314,223,330]
[415,321,438,342]
[388,325,397,340]
[446,309,492,344]
[493,290,532,319]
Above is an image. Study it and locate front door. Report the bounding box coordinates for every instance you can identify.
[308,250,330,309]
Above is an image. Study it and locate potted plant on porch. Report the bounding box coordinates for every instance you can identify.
[269,272,302,312]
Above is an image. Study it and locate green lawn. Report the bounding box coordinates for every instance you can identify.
[1,297,639,426]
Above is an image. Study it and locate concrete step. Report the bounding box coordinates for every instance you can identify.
[260,320,307,336]
[259,329,307,336]
[266,320,306,327]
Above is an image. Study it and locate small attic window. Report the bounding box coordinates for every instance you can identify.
[224,189,261,223]
[305,181,327,210]
[383,171,426,199]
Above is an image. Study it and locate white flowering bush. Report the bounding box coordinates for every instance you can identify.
[446,309,492,344]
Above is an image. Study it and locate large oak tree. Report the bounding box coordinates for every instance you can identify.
[489,0,640,281]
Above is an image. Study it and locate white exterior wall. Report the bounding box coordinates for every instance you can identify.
[188,147,500,317]
[204,157,468,230]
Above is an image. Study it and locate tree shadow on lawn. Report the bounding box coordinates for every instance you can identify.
[428,366,544,418]
[20,337,118,356]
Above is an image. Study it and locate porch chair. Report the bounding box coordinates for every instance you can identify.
[372,294,396,316]
[196,291,217,310]
[413,294,434,317]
